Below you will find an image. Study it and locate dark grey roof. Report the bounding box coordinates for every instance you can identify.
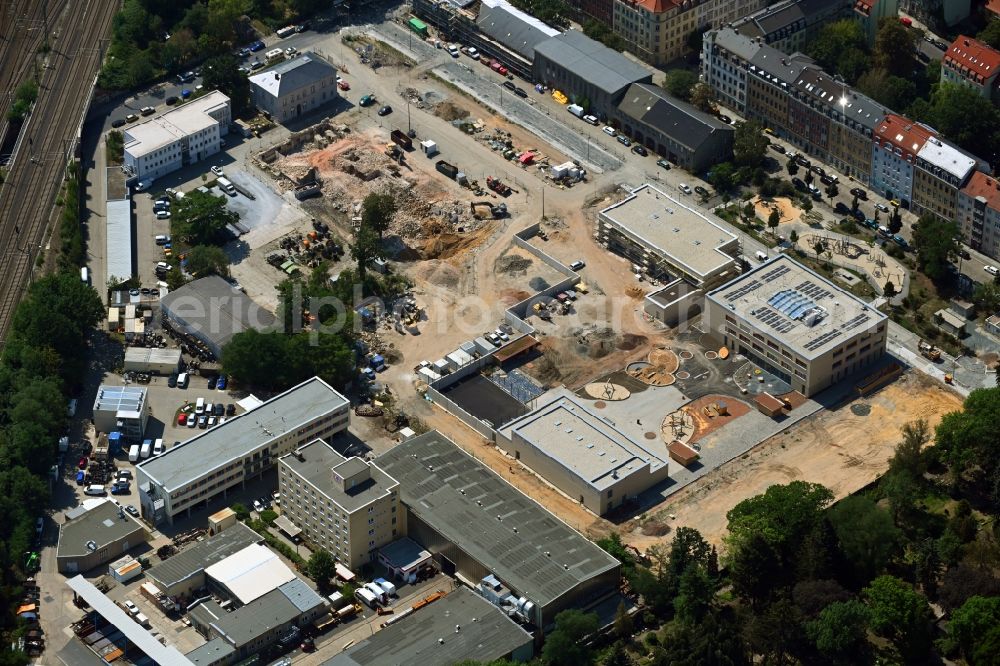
[186,638,235,665]
[534,31,652,96]
[159,275,276,350]
[617,84,733,152]
[146,522,261,590]
[793,69,886,130]
[376,431,620,608]
[58,500,147,559]
[210,588,301,647]
[736,0,842,39]
[250,52,338,98]
[277,578,326,614]
[322,588,533,666]
[280,439,398,514]
[477,0,559,61]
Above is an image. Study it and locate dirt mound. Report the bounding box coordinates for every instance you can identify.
[499,289,532,304]
[417,226,493,260]
[495,254,533,274]
[618,333,646,351]
[625,285,645,299]
[435,101,469,121]
[528,277,550,291]
[416,260,461,288]
[640,520,672,537]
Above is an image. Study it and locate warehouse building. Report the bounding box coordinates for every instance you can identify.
[499,389,671,515]
[93,384,149,443]
[123,91,231,182]
[703,255,887,397]
[377,431,621,630]
[57,499,148,574]
[598,183,740,288]
[279,440,400,570]
[532,30,653,118]
[123,347,182,375]
[136,377,350,525]
[146,522,262,600]
[324,588,534,666]
[160,275,277,358]
[477,0,559,60]
[614,84,734,171]
[249,53,339,124]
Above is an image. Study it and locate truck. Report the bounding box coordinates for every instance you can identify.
[369,354,387,372]
[140,440,152,459]
[374,578,397,597]
[364,582,389,604]
[337,603,361,620]
[390,129,413,151]
[567,104,584,118]
[486,176,511,196]
[408,17,429,38]
[435,160,459,179]
[129,444,140,462]
[919,340,941,361]
[355,587,379,609]
[216,177,236,196]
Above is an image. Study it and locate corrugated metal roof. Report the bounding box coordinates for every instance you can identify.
[477,0,559,60]
[617,83,733,153]
[534,31,652,96]
[106,199,134,285]
[146,522,261,590]
[278,577,326,614]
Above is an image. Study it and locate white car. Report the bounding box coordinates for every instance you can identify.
[679,183,692,195]
[123,600,139,615]
[874,203,890,213]
[253,499,264,512]
[582,114,598,125]
[211,166,224,177]
[155,210,171,219]
[986,265,1000,276]
[602,125,616,137]
[284,46,297,57]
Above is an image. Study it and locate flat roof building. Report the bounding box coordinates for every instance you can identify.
[160,275,277,358]
[249,53,339,123]
[93,384,149,444]
[532,30,653,117]
[323,588,534,666]
[704,254,888,396]
[476,0,559,60]
[204,543,297,605]
[137,377,350,524]
[597,183,740,287]
[377,431,621,630]
[123,347,182,375]
[106,198,133,288]
[499,389,670,515]
[279,439,400,570]
[146,522,262,600]
[57,499,148,574]
[123,91,231,182]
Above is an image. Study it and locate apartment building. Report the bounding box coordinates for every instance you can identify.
[852,0,899,46]
[249,53,339,124]
[941,36,1000,101]
[704,255,887,397]
[136,378,350,525]
[912,135,978,221]
[900,0,971,27]
[122,91,230,182]
[278,440,400,570]
[734,0,847,54]
[957,171,1000,260]
[870,114,931,205]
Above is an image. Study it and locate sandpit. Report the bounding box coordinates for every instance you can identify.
[648,347,679,373]
[583,382,631,401]
[753,196,802,225]
[661,408,695,445]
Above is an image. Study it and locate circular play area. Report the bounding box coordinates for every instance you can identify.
[626,348,679,386]
[583,382,631,400]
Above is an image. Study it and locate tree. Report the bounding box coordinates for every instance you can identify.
[789,229,798,244]
[663,69,699,100]
[807,19,869,83]
[690,83,716,113]
[945,595,1000,662]
[733,120,768,168]
[710,162,736,192]
[814,240,825,258]
[918,83,1000,164]
[613,601,633,640]
[230,503,250,521]
[674,564,716,624]
[306,549,337,592]
[804,170,814,185]
[979,19,1000,50]
[171,190,238,246]
[939,566,1000,612]
[912,214,959,283]
[509,0,570,30]
[873,17,916,76]
[935,387,1000,507]
[973,281,1000,312]
[792,579,851,618]
[825,182,838,204]
[767,209,781,235]
[862,575,933,659]
[185,245,230,278]
[887,208,902,234]
[291,0,330,15]
[806,600,871,661]
[827,495,901,583]
[221,329,289,389]
[351,225,385,284]
[541,610,599,666]
[201,53,252,116]
[883,280,896,298]
[851,194,859,212]
[856,67,917,111]
[361,192,397,239]
[658,608,750,666]
[786,158,799,176]
[889,419,929,480]
[743,597,802,664]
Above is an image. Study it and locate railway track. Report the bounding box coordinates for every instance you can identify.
[0,0,119,342]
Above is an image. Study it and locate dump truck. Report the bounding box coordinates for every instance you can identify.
[486,176,511,196]
[390,129,413,151]
[384,143,401,159]
[470,201,508,219]
[918,340,941,361]
[436,160,459,179]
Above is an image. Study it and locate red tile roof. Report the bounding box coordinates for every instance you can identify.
[987,0,1000,18]
[944,36,1000,84]
[874,114,932,159]
[962,171,1000,210]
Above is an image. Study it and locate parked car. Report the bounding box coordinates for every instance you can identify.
[198,415,208,428]
[84,485,106,496]
[678,183,692,195]
[631,144,647,156]
[140,106,155,116]
[582,114,599,125]
[377,105,393,116]
[125,505,140,517]
[792,177,806,190]
[217,375,227,390]
[769,143,785,154]
[513,87,528,98]
[226,403,236,416]
[207,376,217,389]
[155,210,170,220]
[502,80,516,91]
[123,600,139,615]
[177,413,187,426]
[253,499,264,512]
[213,403,225,416]
[249,40,265,51]
[875,203,890,213]
[850,187,868,200]
[694,185,709,197]
[187,416,196,428]
[569,259,585,271]
[985,265,999,276]
[111,118,126,128]
[211,166,224,177]
[125,113,139,123]
[177,71,195,83]
[602,125,616,137]
[165,96,178,106]
[656,158,671,170]
[338,79,350,91]
[617,135,632,147]
[718,114,732,124]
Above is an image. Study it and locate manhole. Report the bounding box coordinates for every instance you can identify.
[679,350,694,360]
[593,401,607,409]
[705,351,718,360]
[644,432,657,440]
[850,403,872,416]
[676,371,690,380]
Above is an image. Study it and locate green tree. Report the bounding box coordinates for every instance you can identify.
[613,601,633,639]
[807,19,869,82]
[806,600,871,661]
[863,575,933,659]
[743,598,802,665]
[767,208,781,235]
[361,192,397,239]
[918,83,1000,164]
[690,83,717,113]
[509,0,570,30]
[973,281,1000,312]
[674,564,716,624]
[825,182,838,204]
[789,229,798,244]
[171,190,238,246]
[663,69,699,100]
[306,549,337,592]
[873,17,916,76]
[979,19,1000,50]
[786,158,799,176]
[814,240,825,258]
[733,120,769,168]
[201,53,252,116]
[221,329,288,389]
[351,224,385,284]
[935,387,1000,507]
[710,162,736,193]
[230,502,250,521]
[185,245,230,278]
[883,280,896,298]
[828,495,901,583]
[291,0,330,16]
[541,609,599,666]
[912,213,959,283]
[856,68,917,111]
[944,595,1000,662]
[658,608,749,666]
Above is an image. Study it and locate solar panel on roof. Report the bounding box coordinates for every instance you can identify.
[760,264,791,283]
[724,279,762,301]
[840,313,871,332]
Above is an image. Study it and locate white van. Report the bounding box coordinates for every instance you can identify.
[128,445,140,462]
[84,484,106,496]
[566,104,584,118]
[153,439,164,456]
[265,47,284,62]
[80,266,90,284]
[177,372,189,388]
[755,250,768,262]
[195,397,205,414]
[140,440,152,459]
[355,587,379,609]
[276,25,296,37]
[216,177,236,196]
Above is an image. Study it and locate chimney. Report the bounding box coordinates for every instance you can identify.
[274,72,280,80]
